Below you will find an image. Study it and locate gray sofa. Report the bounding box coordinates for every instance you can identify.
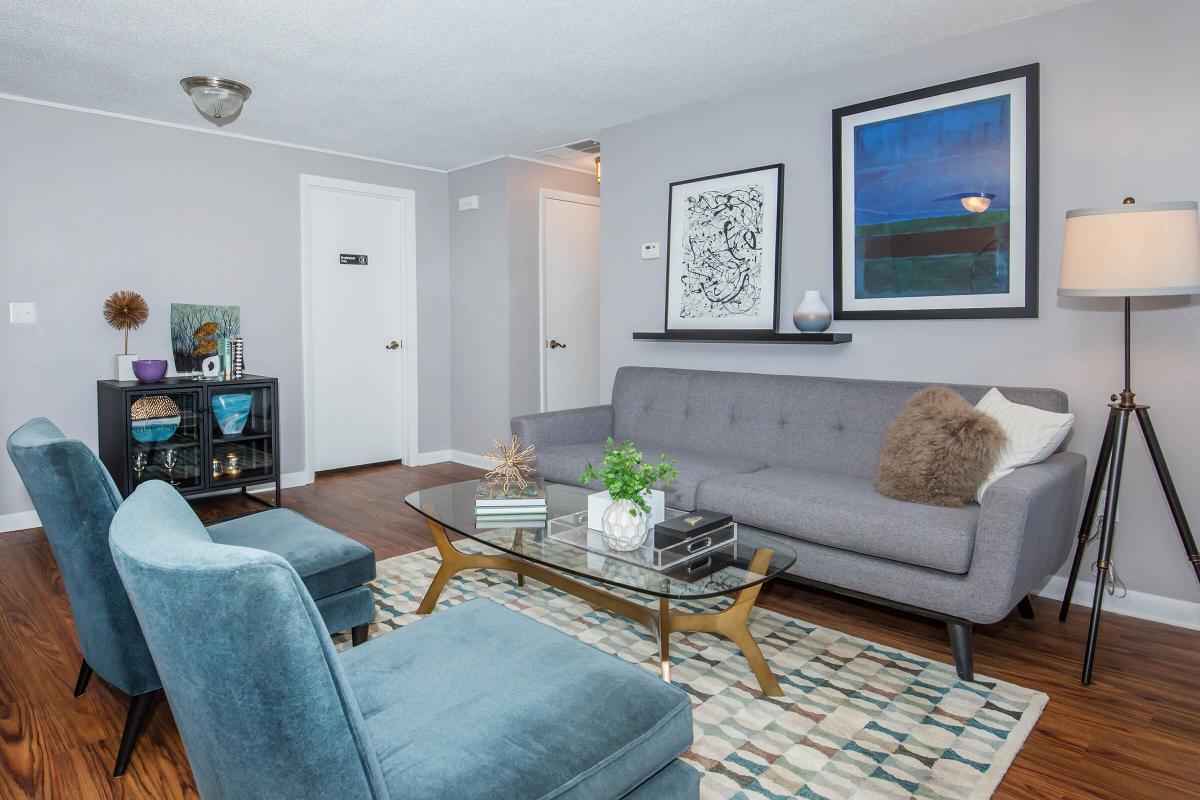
[513,366,1087,680]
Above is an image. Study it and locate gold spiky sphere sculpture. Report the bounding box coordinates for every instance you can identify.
[103,290,149,355]
[484,435,537,494]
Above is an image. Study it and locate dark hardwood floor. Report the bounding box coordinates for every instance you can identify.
[1,461,1197,798]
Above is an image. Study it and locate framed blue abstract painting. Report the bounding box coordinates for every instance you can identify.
[833,64,1039,319]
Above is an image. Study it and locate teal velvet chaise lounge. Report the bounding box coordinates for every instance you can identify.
[5,418,377,777]
[110,481,701,800]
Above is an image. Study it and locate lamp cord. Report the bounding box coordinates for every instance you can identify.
[1086,511,1128,599]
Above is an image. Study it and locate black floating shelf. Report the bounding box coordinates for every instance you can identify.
[632,330,851,344]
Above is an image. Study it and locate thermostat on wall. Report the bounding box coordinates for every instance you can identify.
[641,242,661,259]
[458,195,480,211]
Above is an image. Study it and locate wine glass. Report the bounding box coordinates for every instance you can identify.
[132,451,148,483]
[163,448,180,486]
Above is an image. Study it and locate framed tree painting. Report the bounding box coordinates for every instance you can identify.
[170,303,241,373]
[833,64,1039,319]
[664,163,784,331]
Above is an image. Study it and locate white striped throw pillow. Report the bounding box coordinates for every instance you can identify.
[975,387,1075,502]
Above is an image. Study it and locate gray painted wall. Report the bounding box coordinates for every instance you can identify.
[597,0,1200,604]
[449,158,599,456]
[449,159,511,458]
[0,99,451,516]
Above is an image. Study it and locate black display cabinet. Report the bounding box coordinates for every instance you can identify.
[97,374,281,510]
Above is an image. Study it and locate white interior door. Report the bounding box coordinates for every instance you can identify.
[308,184,410,470]
[541,191,602,411]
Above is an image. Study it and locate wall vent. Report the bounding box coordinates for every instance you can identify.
[536,138,601,160]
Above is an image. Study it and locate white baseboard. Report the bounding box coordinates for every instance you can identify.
[449,450,491,469]
[0,510,41,534]
[413,449,490,469]
[247,470,315,493]
[1036,574,1200,631]
[413,449,452,466]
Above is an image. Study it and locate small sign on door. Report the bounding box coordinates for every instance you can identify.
[340,254,368,265]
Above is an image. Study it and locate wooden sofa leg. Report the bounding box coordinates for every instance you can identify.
[351,624,369,647]
[946,620,974,681]
[1017,595,1035,619]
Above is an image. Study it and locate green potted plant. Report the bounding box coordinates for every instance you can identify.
[580,437,678,551]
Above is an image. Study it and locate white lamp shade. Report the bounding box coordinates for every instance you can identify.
[1058,201,1200,296]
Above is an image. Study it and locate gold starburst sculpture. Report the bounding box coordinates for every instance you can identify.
[103,290,149,355]
[484,435,537,494]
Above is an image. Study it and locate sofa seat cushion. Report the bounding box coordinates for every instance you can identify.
[696,467,979,574]
[340,599,693,800]
[208,509,375,600]
[537,441,765,511]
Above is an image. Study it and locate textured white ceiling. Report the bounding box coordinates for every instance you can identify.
[1,0,1083,171]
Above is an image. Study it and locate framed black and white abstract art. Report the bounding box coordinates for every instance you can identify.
[833,64,1039,320]
[664,164,784,331]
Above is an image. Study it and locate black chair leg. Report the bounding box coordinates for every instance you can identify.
[351,624,369,647]
[113,691,158,778]
[73,660,94,698]
[1017,596,1035,620]
[946,620,974,681]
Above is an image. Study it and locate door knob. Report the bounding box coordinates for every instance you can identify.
[547,339,567,349]
[386,340,401,350]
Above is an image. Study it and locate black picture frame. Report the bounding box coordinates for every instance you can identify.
[832,63,1039,320]
[664,163,785,332]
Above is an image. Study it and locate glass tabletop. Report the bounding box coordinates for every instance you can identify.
[404,480,798,600]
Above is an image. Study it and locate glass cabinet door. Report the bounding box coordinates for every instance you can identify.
[208,383,275,486]
[127,389,204,491]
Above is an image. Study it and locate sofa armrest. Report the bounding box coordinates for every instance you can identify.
[511,405,614,451]
[970,451,1087,622]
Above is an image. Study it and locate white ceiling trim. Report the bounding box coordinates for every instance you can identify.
[0,92,448,174]
[448,153,594,175]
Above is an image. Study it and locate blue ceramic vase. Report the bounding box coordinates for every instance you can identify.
[212,393,253,436]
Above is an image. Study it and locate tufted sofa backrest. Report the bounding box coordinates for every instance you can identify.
[611,367,1068,480]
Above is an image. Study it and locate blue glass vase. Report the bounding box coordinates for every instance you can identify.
[212,393,253,436]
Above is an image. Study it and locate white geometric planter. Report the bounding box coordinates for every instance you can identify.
[600,498,650,551]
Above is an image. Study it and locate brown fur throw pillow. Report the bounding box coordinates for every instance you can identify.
[875,387,1007,507]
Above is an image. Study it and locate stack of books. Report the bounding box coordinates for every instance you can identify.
[474,478,548,527]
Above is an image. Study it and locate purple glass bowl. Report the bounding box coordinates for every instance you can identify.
[132,359,168,382]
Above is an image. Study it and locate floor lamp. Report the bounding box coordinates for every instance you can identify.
[1057,198,1200,685]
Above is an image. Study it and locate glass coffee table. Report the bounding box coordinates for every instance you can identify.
[405,480,797,696]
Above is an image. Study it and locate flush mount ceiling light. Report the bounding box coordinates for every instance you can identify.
[180,76,252,120]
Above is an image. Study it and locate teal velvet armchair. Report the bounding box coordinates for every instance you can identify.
[5,418,377,777]
[110,481,700,800]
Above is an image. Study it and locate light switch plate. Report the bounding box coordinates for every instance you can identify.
[458,195,480,211]
[641,242,661,259]
[9,302,36,324]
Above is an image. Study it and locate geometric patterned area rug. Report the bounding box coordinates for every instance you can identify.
[335,545,1047,800]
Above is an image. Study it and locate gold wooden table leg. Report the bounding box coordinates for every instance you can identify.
[416,517,657,630]
[668,548,783,697]
[416,518,526,614]
[416,518,783,696]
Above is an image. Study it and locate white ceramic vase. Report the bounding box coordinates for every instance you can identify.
[792,290,832,333]
[601,498,650,551]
